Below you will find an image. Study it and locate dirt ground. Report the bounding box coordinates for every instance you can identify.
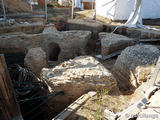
[67,87,134,120]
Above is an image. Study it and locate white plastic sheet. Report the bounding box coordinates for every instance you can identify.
[96,0,160,20]
[125,0,144,28]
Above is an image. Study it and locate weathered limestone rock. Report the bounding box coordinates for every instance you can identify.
[67,19,104,49]
[67,19,103,37]
[99,33,134,57]
[41,56,117,111]
[24,47,47,77]
[0,30,91,61]
[112,45,160,91]
[42,24,57,34]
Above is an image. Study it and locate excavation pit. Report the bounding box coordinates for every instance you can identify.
[1,15,160,120]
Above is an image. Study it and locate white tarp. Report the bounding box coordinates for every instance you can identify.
[125,0,143,28]
[96,0,160,20]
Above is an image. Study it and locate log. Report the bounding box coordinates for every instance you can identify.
[0,54,23,120]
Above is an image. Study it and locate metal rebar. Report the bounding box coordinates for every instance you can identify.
[15,86,41,91]
[1,0,6,21]
[45,0,48,20]
[19,90,43,105]
[19,93,54,103]
[23,91,64,118]
[30,0,33,11]
[71,0,74,19]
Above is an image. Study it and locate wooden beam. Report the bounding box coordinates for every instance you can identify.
[0,54,23,120]
[149,56,160,86]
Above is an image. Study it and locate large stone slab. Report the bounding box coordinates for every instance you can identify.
[99,33,134,57]
[67,19,103,37]
[41,56,117,111]
[67,19,104,50]
[112,45,160,91]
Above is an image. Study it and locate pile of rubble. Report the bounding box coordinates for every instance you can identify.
[20,31,160,118]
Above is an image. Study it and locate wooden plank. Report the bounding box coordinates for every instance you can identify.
[0,54,23,120]
[0,75,11,120]
[149,56,160,86]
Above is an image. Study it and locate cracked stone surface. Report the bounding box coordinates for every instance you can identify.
[41,56,117,112]
[112,45,160,91]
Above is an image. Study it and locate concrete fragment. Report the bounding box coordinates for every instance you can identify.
[24,47,47,77]
[41,56,117,112]
[112,45,160,91]
[99,33,134,57]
